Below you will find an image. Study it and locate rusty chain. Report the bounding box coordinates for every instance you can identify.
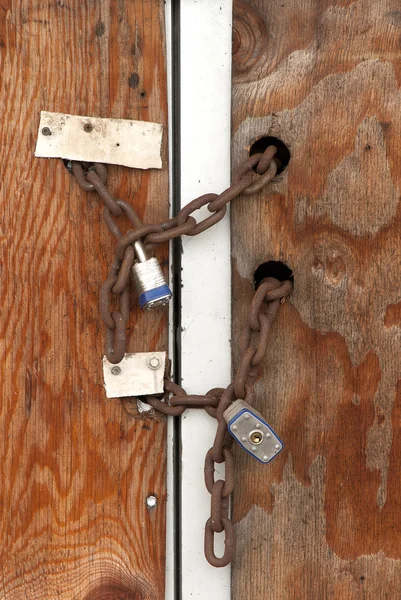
[67,144,293,567]
[69,144,278,363]
[144,277,292,567]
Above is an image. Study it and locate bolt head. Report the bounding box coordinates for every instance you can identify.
[146,495,157,508]
[147,355,161,370]
[111,366,121,376]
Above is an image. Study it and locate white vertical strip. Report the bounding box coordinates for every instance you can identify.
[180,2,233,598]
[165,413,176,600]
[164,2,175,599]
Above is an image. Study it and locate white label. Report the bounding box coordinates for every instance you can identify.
[35,111,163,169]
[103,352,166,399]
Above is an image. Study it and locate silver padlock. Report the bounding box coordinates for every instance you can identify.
[223,399,283,464]
[131,241,172,310]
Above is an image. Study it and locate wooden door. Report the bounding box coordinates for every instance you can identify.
[0,2,168,598]
[231,1,401,598]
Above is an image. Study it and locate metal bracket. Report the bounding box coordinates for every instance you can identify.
[103,352,166,399]
[35,111,163,169]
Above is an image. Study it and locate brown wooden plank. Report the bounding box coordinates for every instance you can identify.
[231,1,401,598]
[0,1,168,598]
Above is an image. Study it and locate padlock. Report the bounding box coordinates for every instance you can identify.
[223,399,283,464]
[131,240,172,310]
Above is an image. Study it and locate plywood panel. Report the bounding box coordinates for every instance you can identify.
[0,1,168,598]
[231,1,401,598]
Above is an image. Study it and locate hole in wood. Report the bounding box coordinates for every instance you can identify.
[62,159,75,174]
[254,260,294,290]
[249,136,290,175]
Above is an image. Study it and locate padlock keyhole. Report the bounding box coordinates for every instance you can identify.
[249,430,264,445]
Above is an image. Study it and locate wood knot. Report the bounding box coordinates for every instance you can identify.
[232,0,268,76]
[312,253,346,287]
[83,583,142,600]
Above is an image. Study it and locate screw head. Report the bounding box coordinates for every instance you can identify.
[146,495,157,509]
[83,122,93,133]
[232,425,238,431]
[41,127,52,136]
[263,455,269,461]
[111,366,121,376]
[147,355,161,370]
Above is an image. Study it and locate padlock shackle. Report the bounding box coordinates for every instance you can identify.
[134,240,148,263]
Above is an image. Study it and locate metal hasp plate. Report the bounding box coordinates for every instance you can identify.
[35,111,163,169]
[223,399,283,464]
[103,351,166,399]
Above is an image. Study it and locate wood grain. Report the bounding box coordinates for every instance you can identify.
[231,1,401,598]
[0,1,168,598]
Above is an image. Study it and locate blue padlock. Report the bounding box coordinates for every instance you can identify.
[224,399,283,464]
[132,241,172,310]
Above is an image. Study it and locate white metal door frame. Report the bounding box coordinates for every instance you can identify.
[165,2,233,598]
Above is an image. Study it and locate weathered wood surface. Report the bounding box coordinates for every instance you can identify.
[0,2,168,599]
[231,1,401,598]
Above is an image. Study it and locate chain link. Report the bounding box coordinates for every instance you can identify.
[68,144,292,566]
